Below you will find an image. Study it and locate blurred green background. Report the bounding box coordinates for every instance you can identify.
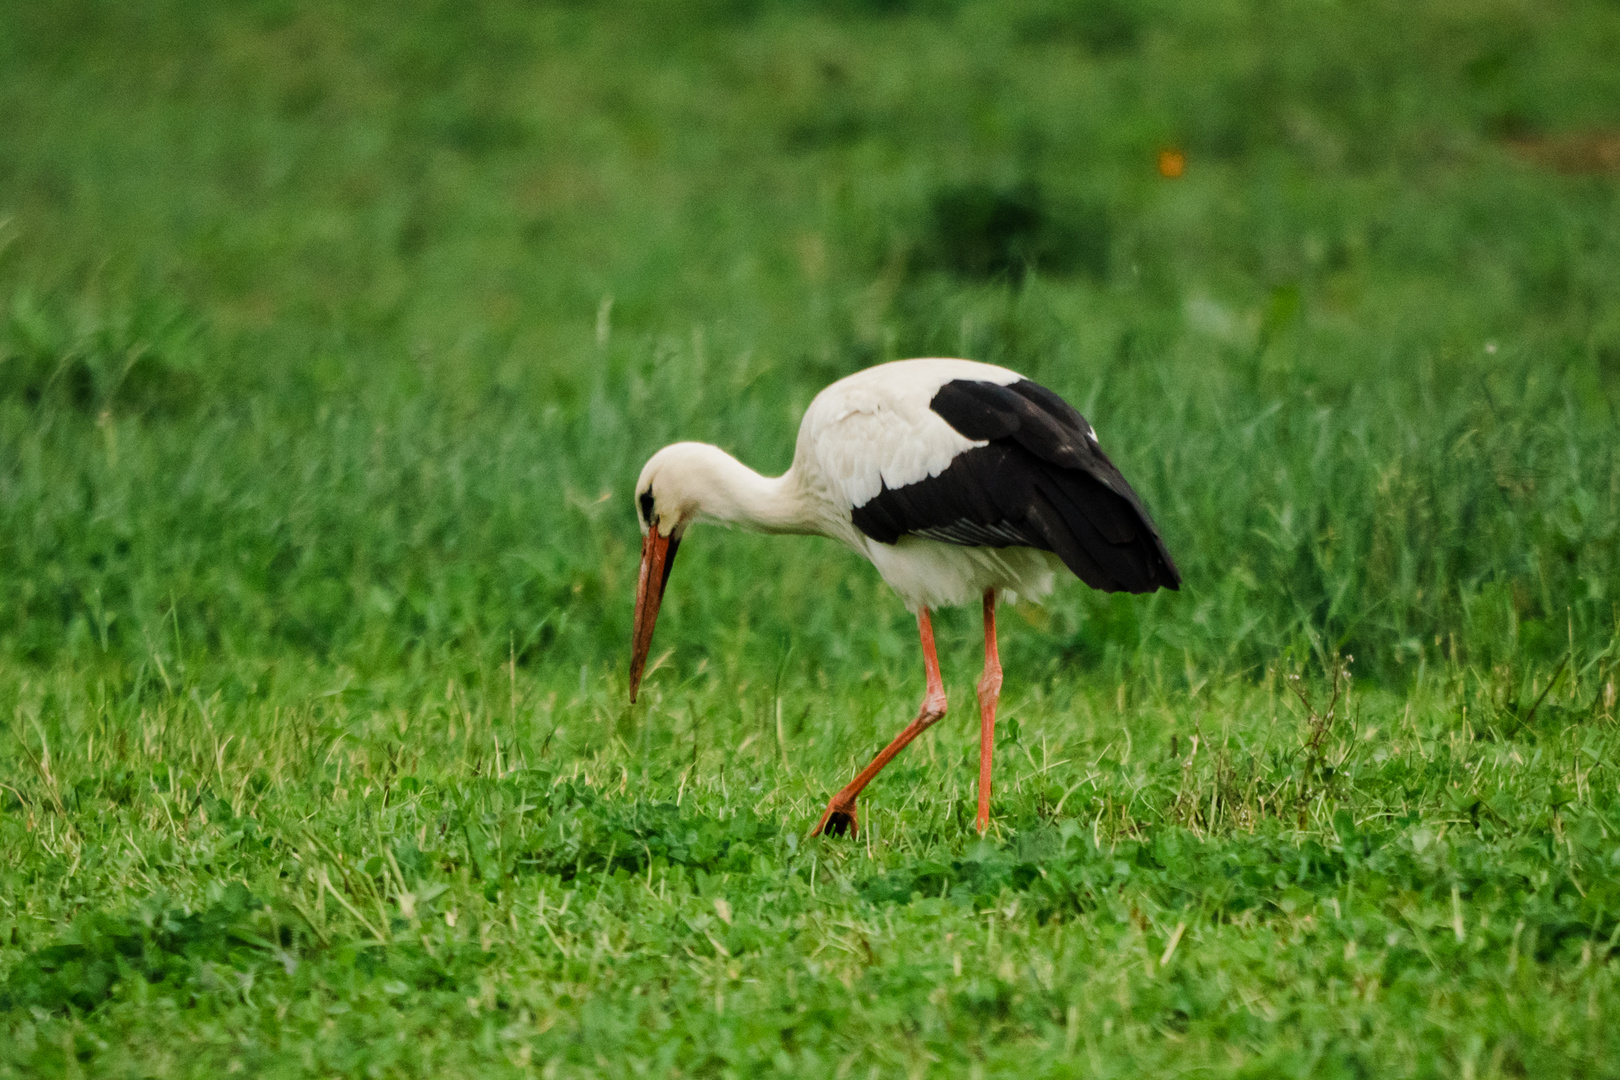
[2,0,1617,698]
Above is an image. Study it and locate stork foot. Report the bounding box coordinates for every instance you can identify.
[810,797,858,839]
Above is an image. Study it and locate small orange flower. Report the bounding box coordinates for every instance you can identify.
[1158,148,1186,178]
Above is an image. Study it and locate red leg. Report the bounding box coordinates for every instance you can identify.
[811,608,948,838]
[975,589,1003,834]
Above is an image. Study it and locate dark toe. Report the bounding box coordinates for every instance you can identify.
[824,810,856,838]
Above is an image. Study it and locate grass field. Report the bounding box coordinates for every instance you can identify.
[3,0,1620,1075]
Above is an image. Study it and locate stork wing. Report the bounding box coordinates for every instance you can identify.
[799,377,987,514]
[848,378,1182,594]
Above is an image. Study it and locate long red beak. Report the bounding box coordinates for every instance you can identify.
[629,527,680,703]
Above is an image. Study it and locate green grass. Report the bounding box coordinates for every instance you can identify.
[3,0,1620,1075]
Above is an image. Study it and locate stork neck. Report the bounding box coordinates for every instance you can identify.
[688,446,811,535]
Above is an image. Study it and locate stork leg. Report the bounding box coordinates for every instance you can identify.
[975,589,1003,834]
[811,608,947,839]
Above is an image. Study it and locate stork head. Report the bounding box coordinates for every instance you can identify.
[630,442,791,700]
[628,443,710,702]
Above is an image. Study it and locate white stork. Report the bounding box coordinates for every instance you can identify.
[629,358,1180,837]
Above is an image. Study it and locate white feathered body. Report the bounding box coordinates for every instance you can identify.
[784,358,1063,609]
[636,359,1072,611]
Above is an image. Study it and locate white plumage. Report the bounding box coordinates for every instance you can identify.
[798,358,1018,510]
[636,358,1058,609]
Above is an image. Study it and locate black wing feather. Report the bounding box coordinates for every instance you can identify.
[849,378,1181,594]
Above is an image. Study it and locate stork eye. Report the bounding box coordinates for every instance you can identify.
[638,490,655,524]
